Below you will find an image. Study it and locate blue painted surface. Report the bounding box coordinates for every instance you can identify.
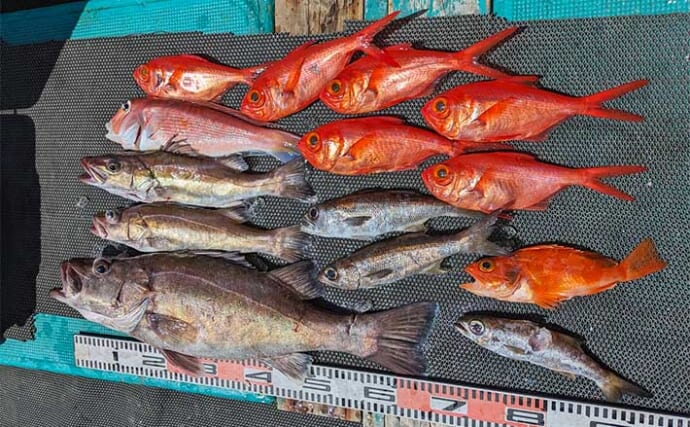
[365,0,390,20]
[1,0,275,45]
[0,313,274,404]
[493,0,690,20]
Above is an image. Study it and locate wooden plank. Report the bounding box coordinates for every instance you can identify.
[276,0,363,35]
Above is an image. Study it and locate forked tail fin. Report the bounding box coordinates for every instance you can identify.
[578,164,647,201]
[601,372,653,401]
[580,79,648,122]
[454,26,520,78]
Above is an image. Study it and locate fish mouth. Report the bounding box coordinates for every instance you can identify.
[79,159,107,185]
[52,261,83,301]
[90,216,108,239]
[454,319,469,335]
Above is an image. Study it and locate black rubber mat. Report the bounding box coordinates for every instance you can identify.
[1,13,689,421]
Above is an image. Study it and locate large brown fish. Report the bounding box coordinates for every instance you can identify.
[318,215,507,290]
[455,315,651,401]
[79,152,313,207]
[302,190,484,240]
[91,203,310,262]
[51,254,438,380]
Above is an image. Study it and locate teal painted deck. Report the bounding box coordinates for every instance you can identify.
[0,314,274,404]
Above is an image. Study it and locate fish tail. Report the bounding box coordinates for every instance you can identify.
[580,79,648,122]
[454,213,510,256]
[269,148,301,163]
[454,26,520,78]
[354,11,401,67]
[600,373,652,401]
[360,302,438,375]
[270,159,315,201]
[618,238,666,282]
[240,61,272,84]
[579,164,647,201]
[269,225,312,263]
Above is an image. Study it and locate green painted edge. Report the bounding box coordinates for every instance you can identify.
[1,0,275,46]
[0,313,274,404]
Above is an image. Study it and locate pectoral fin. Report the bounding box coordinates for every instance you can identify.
[419,260,449,275]
[161,349,205,377]
[147,313,198,343]
[505,345,528,356]
[264,353,313,383]
[343,216,372,227]
[365,269,394,281]
[475,100,516,126]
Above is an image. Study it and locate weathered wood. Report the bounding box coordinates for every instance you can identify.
[276,0,364,35]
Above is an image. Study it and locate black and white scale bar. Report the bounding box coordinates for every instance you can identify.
[74,335,690,427]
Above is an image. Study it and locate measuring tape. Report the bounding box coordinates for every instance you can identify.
[74,334,688,427]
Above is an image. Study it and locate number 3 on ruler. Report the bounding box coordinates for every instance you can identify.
[505,408,545,426]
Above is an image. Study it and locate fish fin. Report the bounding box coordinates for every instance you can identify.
[269,149,301,163]
[522,198,552,211]
[168,69,184,88]
[365,269,395,281]
[580,79,648,122]
[354,11,402,68]
[364,302,438,375]
[454,27,520,78]
[618,238,666,282]
[521,125,559,142]
[269,225,312,262]
[285,58,305,94]
[601,374,652,401]
[500,75,540,85]
[161,349,205,377]
[527,327,553,352]
[163,137,195,155]
[186,251,254,268]
[554,369,578,380]
[271,159,315,201]
[268,260,322,299]
[343,134,381,163]
[347,299,374,313]
[264,353,313,383]
[452,141,515,155]
[456,213,510,256]
[419,260,449,275]
[531,290,566,310]
[342,216,372,227]
[241,61,273,84]
[147,313,198,342]
[215,154,250,172]
[402,221,428,233]
[578,164,646,201]
[215,200,251,223]
[504,345,528,356]
[475,100,516,126]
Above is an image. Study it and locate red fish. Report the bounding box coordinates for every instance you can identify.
[461,238,666,309]
[133,54,269,102]
[240,11,401,122]
[320,27,520,114]
[421,76,648,142]
[421,152,646,213]
[297,116,509,175]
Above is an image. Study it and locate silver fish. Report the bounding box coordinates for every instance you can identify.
[51,254,438,381]
[91,203,311,262]
[302,190,484,240]
[79,151,313,207]
[455,315,652,401]
[318,215,507,290]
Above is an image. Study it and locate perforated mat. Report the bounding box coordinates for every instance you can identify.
[1,13,689,423]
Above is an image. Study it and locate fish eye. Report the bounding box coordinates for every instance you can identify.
[140,66,148,76]
[469,319,485,336]
[307,207,319,221]
[324,267,338,281]
[328,80,342,94]
[106,160,121,172]
[305,132,321,150]
[105,209,119,223]
[434,99,446,113]
[248,89,264,106]
[433,165,452,185]
[93,259,111,275]
[121,101,131,113]
[479,260,494,273]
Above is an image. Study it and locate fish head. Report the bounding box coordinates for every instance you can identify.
[106,100,144,149]
[317,260,360,290]
[79,153,148,196]
[300,200,347,236]
[460,256,521,300]
[455,315,540,356]
[240,84,280,122]
[454,314,506,347]
[421,161,476,204]
[422,93,472,139]
[133,63,165,97]
[297,128,342,171]
[319,71,368,113]
[50,257,151,332]
[91,208,149,245]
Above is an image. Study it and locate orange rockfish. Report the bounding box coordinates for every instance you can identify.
[240,11,401,122]
[421,152,646,213]
[461,239,666,309]
[297,116,509,175]
[421,77,648,142]
[320,27,519,114]
[133,54,269,102]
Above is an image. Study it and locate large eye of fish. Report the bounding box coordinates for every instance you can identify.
[139,66,149,81]
[305,132,321,151]
[121,100,131,113]
[106,160,121,173]
[469,319,485,336]
[323,267,338,281]
[479,260,495,273]
[433,165,453,185]
[327,80,342,96]
[432,97,450,117]
[307,207,319,221]
[93,259,111,275]
[247,89,265,106]
[104,209,119,224]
